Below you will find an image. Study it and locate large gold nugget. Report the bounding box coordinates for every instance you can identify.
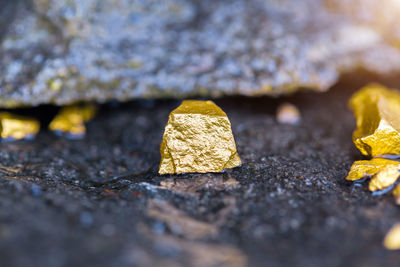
[349,84,400,157]
[159,100,241,174]
[0,112,40,141]
[49,104,96,139]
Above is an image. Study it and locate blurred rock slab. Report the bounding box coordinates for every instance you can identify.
[2,0,400,107]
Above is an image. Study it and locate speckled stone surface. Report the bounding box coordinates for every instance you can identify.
[1,74,400,266]
[2,0,400,107]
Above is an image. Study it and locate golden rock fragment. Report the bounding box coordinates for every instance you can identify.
[49,104,96,139]
[346,158,400,181]
[276,102,301,125]
[346,158,400,191]
[159,100,241,174]
[393,184,400,205]
[349,84,400,157]
[0,112,40,141]
[384,223,400,250]
[369,164,400,191]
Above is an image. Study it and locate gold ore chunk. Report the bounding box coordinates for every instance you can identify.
[49,104,96,139]
[384,223,400,250]
[349,84,400,157]
[369,164,400,191]
[159,100,241,174]
[346,158,400,191]
[346,158,400,181]
[0,112,40,141]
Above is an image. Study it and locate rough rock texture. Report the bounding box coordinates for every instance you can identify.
[2,74,400,266]
[2,0,400,107]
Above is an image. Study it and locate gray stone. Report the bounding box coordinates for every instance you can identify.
[1,0,400,107]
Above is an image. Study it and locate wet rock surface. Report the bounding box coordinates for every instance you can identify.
[2,0,400,107]
[2,75,400,266]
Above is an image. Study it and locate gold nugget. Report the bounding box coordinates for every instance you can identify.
[369,164,400,191]
[49,104,96,139]
[276,102,301,125]
[346,158,400,191]
[159,100,241,174]
[346,158,400,181]
[0,112,40,141]
[349,84,400,157]
[384,223,400,250]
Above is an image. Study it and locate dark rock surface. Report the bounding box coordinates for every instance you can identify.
[1,74,400,266]
[2,0,400,107]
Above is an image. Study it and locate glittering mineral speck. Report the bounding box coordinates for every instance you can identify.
[349,84,400,157]
[49,104,96,139]
[0,112,40,141]
[159,100,241,174]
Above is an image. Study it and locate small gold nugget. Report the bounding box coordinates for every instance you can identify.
[159,100,241,174]
[276,102,301,125]
[0,112,40,141]
[384,223,400,250]
[349,84,400,157]
[369,164,400,192]
[346,158,400,192]
[346,158,400,181]
[49,104,96,139]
